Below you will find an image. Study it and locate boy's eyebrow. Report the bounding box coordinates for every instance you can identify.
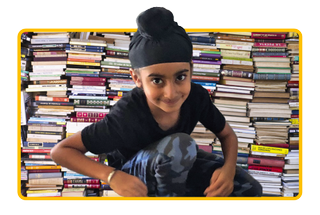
[147,69,189,78]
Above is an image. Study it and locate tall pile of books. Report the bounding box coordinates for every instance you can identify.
[211,32,256,169]
[188,32,220,93]
[281,32,300,197]
[247,32,292,196]
[66,38,109,124]
[22,32,71,197]
[100,33,133,105]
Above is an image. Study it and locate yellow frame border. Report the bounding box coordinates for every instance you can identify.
[17,28,302,200]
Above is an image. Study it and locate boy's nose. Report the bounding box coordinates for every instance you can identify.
[163,81,178,100]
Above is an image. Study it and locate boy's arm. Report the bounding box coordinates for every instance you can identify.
[50,131,147,197]
[204,122,238,197]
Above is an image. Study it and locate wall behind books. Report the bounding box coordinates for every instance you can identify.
[3,1,319,215]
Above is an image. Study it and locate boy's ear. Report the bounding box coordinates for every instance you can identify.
[130,68,142,88]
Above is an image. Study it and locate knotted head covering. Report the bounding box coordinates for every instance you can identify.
[129,7,192,69]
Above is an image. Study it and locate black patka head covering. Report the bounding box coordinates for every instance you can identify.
[129,7,192,69]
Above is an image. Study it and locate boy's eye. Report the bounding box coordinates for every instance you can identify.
[177,74,187,81]
[152,78,163,84]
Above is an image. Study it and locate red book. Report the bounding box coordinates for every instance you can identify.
[35,95,69,102]
[29,154,51,159]
[70,117,103,122]
[255,143,289,148]
[253,42,287,48]
[252,55,287,58]
[22,149,51,153]
[71,77,106,82]
[63,179,100,184]
[76,112,107,118]
[192,76,219,81]
[64,184,100,188]
[67,58,100,63]
[291,114,299,118]
[70,81,106,86]
[248,165,283,173]
[28,169,61,173]
[251,32,287,39]
[247,157,285,167]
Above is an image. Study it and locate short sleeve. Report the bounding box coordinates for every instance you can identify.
[81,114,124,155]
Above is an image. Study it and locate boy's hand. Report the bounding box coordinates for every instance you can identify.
[203,166,235,197]
[109,170,148,197]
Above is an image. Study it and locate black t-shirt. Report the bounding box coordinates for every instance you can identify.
[81,82,225,167]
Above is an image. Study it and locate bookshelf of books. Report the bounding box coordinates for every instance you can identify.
[20,31,300,198]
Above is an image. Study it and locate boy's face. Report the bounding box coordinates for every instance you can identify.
[130,62,191,114]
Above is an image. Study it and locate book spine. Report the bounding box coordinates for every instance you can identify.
[35,96,69,102]
[70,81,106,86]
[35,101,74,106]
[253,43,287,48]
[251,32,286,39]
[70,77,106,82]
[76,112,107,118]
[220,70,253,79]
[25,165,61,170]
[248,165,283,173]
[22,149,52,153]
[251,48,286,52]
[63,179,100,184]
[251,145,289,154]
[253,73,291,80]
[189,36,215,43]
[192,76,220,81]
[247,157,285,167]
[73,99,110,106]
[106,50,129,57]
[64,184,100,188]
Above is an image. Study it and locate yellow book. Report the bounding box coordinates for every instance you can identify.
[27,190,59,194]
[251,145,289,155]
[26,165,62,170]
[67,61,100,66]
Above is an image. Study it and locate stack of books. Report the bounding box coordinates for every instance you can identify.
[281,150,299,196]
[188,32,220,92]
[62,152,101,197]
[215,32,254,72]
[190,122,216,153]
[248,144,288,196]
[21,32,32,82]
[23,162,63,197]
[281,32,300,197]
[66,38,110,125]
[211,32,256,169]
[100,33,133,105]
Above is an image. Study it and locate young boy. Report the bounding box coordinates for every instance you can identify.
[51,7,262,197]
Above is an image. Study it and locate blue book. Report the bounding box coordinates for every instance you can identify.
[23,141,57,148]
[65,73,99,77]
[29,117,65,122]
[193,81,216,87]
[189,36,215,44]
[66,44,104,50]
[66,47,104,53]
[29,172,62,179]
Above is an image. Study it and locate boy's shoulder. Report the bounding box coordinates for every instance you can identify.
[110,87,147,114]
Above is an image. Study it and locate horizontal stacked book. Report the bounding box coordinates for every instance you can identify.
[212,32,256,170]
